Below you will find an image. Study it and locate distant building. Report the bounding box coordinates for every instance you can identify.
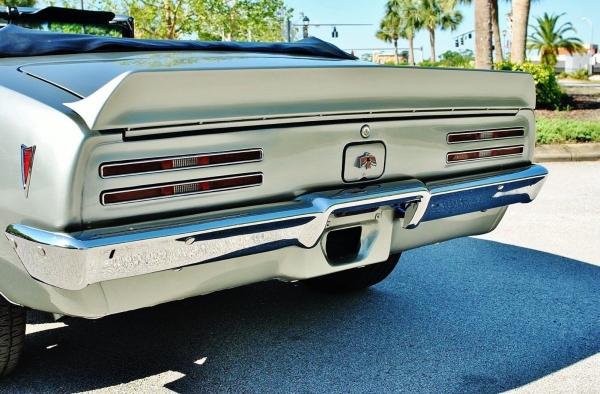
[556,45,597,73]
[372,51,408,65]
[532,44,599,75]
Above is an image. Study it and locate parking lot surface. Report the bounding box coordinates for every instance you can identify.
[2,162,599,393]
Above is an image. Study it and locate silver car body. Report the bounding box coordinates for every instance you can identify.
[0,50,546,317]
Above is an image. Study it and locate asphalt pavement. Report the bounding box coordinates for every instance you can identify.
[2,162,599,393]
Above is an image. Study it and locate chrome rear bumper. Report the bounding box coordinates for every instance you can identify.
[5,164,547,291]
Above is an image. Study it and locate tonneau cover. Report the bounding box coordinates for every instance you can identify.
[0,25,356,60]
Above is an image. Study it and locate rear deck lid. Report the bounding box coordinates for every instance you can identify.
[18,51,536,132]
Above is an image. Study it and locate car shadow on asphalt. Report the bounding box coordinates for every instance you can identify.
[2,237,599,393]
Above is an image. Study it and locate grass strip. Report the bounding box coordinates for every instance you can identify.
[536,117,600,144]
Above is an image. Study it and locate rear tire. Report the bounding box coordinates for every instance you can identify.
[0,297,25,377]
[303,253,400,293]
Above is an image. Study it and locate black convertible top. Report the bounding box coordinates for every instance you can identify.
[0,25,357,60]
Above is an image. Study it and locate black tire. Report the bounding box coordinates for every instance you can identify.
[0,297,25,378]
[303,253,400,293]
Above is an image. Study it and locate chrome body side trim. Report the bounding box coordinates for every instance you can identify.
[5,165,547,291]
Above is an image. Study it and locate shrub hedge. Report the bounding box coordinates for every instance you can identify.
[496,61,565,110]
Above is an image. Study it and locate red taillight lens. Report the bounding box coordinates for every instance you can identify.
[101,173,263,205]
[100,149,262,178]
[21,145,36,192]
[447,128,524,143]
[447,146,524,163]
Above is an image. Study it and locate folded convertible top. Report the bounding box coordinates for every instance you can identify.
[0,25,357,60]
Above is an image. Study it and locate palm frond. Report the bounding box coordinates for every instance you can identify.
[527,12,586,66]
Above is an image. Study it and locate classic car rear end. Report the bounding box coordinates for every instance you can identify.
[0,17,546,376]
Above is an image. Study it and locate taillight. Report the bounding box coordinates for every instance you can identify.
[447,146,524,163]
[21,145,36,196]
[101,173,262,205]
[447,128,524,143]
[100,149,262,178]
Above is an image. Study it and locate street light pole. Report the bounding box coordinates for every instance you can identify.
[582,17,594,76]
[581,17,594,51]
[302,16,310,39]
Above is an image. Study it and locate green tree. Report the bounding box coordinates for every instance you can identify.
[438,49,473,67]
[124,0,195,39]
[49,0,192,39]
[196,0,290,41]
[2,0,36,6]
[527,12,584,66]
[64,0,290,40]
[419,0,462,62]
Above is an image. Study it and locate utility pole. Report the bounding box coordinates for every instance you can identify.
[286,18,292,42]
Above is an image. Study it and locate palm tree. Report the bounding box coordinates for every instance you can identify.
[452,0,503,62]
[474,0,492,69]
[376,12,402,64]
[490,0,503,61]
[510,0,530,63]
[388,0,422,65]
[527,12,585,66]
[420,0,463,62]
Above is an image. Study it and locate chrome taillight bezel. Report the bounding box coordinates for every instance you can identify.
[446,145,524,164]
[446,127,525,144]
[99,148,263,178]
[101,173,263,205]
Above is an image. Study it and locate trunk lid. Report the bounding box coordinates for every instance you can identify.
[18,52,535,134]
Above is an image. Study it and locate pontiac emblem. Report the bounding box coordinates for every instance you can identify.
[356,152,377,170]
[21,144,36,197]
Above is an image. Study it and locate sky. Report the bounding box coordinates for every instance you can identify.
[285,0,600,60]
